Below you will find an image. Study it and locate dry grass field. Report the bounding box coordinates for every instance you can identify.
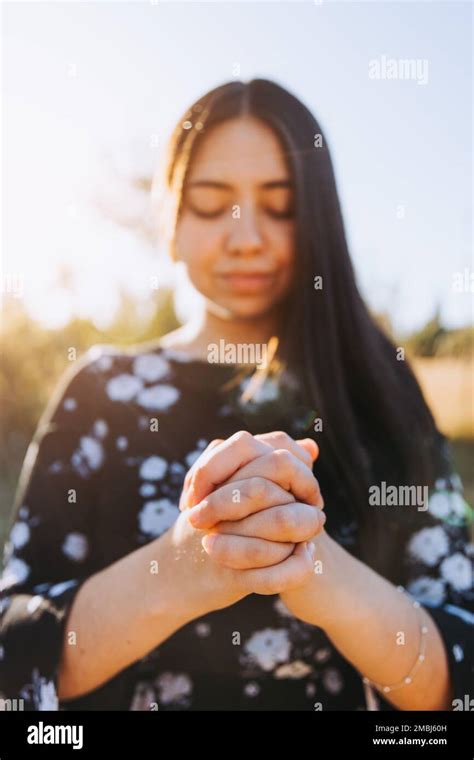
[412,357,474,440]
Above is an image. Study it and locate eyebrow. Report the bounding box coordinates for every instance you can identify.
[185,179,293,190]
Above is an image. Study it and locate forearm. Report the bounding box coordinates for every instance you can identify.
[57,531,194,701]
[281,532,452,710]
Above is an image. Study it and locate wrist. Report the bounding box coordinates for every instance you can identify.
[281,530,355,631]
[145,530,202,628]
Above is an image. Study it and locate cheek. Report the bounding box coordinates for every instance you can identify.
[272,225,296,287]
[174,219,219,280]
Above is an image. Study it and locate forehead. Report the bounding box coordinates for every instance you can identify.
[186,116,290,184]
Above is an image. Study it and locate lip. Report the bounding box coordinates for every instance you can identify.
[216,272,275,293]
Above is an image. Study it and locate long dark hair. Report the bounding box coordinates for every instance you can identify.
[154,78,443,576]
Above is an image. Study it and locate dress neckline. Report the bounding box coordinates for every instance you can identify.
[156,345,260,372]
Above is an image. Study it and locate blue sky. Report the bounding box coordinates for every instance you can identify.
[2,0,472,333]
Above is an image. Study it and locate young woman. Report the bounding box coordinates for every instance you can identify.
[0,79,472,711]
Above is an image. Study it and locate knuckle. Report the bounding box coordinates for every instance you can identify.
[270,430,291,445]
[233,430,253,446]
[309,507,322,534]
[243,540,263,565]
[247,477,267,503]
[276,505,298,536]
[272,448,292,470]
[190,464,207,492]
[206,533,223,556]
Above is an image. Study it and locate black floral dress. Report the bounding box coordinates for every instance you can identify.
[0,344,472,710]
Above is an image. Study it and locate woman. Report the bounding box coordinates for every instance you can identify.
[0,79,472,711]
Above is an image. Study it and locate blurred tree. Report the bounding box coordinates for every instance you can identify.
[404,307,446,357]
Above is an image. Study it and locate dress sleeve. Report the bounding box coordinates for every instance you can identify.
[0,346,111,710]
[398,434,473,709]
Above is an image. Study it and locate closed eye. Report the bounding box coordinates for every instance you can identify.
[184,187,230,217]
[183,184,294,220]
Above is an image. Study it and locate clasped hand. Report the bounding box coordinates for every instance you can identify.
[179,430,325,589]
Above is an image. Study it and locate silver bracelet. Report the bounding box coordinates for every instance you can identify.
[362,586,428,694]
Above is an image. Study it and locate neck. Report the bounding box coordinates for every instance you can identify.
[176,307,280,361]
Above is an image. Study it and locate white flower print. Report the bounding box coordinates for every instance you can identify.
[429,491,468,521]
[71,436,104,477]
[89,347,113,372]
[130,681,157,711]
[155,673,192,706]
[428,492,451,519]
[139,483,156,498]
[138,499,177,537]
[139,456,167,481]
[37,677,58,711]
[445,604,474,624]
[407,576,446,605]
[407,526,450,567]
[138,416,151,431]
[450,473,463,492]
[10,521,30,549]
[0,557,30,589]
[93,419,108,439]
[274,660,313,679]
[116,436,128,451]
[62,532,89,562]
[26,596,44,614]
[47,580,78,598]
[244,681,260,697]
[453,644,464,662]
[63,397,77,411]
[195,622,211,638]
[80,436,104,470]
[440,553,473,591]
[314,648,331,664]
[243,628,291,672]
[322,667,344,695]
[450,492,470,519]
[133,354,169,383]
[106,374,143,402]
[273,597,294,618]
[185,439,208,468]
[136,384,180,411]
[162,348,193,363]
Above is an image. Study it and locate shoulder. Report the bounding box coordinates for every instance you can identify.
[54,341,182,392]
[66,342,194,415]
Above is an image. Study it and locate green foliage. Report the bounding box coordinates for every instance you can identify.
[0,290,180,482]
[404,309,446,357]
[403,310,473,358]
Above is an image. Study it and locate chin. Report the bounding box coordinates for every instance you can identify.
[218,298,280,321]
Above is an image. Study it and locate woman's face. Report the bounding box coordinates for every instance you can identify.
[173,115,295,320]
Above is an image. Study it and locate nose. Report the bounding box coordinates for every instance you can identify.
[226,202,264,257]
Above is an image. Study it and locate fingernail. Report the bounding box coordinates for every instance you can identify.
[201,534,217,552]
[307,541,316,557]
